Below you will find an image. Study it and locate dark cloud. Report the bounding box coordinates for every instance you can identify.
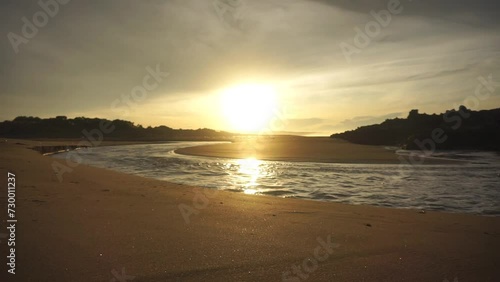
[312,0,500,27]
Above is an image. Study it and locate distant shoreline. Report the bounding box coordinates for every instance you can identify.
[3,138,228,156]
[175,136,466,165]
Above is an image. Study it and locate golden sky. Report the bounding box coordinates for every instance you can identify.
[1,0,499,135]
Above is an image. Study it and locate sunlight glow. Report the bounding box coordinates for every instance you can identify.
[220,84,278,133]
[243,189,258,195]
[237,158,262,194]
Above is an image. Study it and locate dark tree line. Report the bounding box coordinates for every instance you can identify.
[331,107,500,151]
[0,116,234,141]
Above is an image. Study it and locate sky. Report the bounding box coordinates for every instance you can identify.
[1,0,499,135]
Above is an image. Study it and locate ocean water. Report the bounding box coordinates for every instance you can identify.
[52,142,500,215]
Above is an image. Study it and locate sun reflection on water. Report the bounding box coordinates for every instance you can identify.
[243,189,258,195]
[236,158,262,194]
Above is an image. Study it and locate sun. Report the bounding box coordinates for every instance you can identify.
[220,84,278,133]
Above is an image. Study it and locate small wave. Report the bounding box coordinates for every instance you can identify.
[261,190,294,196]
[51,142,500,216]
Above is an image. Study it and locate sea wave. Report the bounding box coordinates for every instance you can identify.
[52,142,500,215]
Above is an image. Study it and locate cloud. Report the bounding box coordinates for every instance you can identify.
[285,114,405,135]
[0,0,499,133]
[312,0,500,28]
[287,118,327,128]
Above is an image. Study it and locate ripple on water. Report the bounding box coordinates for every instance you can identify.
[51,142,500,216]
[261,190,294,196]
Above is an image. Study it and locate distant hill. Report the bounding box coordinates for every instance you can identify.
[0,116,234,141]
[331,107,500,151]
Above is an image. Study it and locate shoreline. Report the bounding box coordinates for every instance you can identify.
[16,137,489,165]
[1,139,500,281]
[174,148,472,165]
[44,139,496,216]
[175,136,469,165]
[8,138,227,156]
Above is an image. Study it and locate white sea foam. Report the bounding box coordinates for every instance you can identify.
[52,142,500,215]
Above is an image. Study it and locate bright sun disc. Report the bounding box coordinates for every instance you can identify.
[220,84,278,132]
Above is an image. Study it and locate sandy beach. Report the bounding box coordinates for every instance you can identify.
[176,136,462,164]
[176,136,402,164]
[1,139,499,281]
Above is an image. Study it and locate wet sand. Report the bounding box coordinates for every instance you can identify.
[176,136,402,163]
[1,139,499,281]
[176,136,461,164]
